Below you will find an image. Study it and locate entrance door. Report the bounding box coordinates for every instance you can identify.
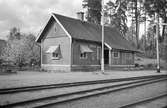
[104,50,109,64]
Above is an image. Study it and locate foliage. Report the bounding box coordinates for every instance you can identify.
[104,0,128,36]
[0,39,7,58]
[160,36,167,62]
[23,34,40,66]
[7,27,21,40]
[144,0,167,42]
[82,0,102,24]
[125,25,136,46]
[127,0,147,49]
[139,25,156,58]
[1,27,40,70]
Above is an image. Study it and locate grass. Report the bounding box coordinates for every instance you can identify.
[135,56,167,70]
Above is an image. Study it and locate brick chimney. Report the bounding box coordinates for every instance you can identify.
[77,12,84,21]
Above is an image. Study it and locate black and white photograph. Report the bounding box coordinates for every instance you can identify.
[0,0,167,107]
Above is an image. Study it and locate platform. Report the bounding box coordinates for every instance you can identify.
[0,70,166,89]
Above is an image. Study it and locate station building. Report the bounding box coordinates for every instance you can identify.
[36,13,138,71]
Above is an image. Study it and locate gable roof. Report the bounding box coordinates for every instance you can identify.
[36,13,138,52]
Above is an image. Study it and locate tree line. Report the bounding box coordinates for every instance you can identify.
[82,0,167,61]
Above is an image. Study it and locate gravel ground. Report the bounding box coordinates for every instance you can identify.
[130,96,167,108]
[0,80,135,105]
[0,70,167,89]
[47,80,167,108]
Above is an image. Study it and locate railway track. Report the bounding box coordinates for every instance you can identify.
[0,75,166,108]
[0,75,166,94]
[120,92,167,108]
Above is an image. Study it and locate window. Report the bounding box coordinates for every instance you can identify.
[113,51,120,58]
[125,53,132,60]
[46,45,62,60]
[80,44,93,59]
[52,53,59,58]
[80,52,87,59]
[52,52,61,60]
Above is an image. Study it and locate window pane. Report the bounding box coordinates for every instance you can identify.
[114,52,118,57]
[113,51,119,58]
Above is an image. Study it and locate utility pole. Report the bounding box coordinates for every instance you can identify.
[135,0,139,49]
[101,0,104,73]
[155,12,160,73]
[155,8,167,73]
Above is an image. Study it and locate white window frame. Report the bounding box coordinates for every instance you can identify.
[80,52,87,59]
[52,52,60,60]
[113,51,120,58]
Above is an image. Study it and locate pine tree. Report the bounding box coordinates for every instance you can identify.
[82,0,102,24]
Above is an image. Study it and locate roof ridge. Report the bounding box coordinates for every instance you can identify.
[52,13,120,30]
[52,13,103,27]
[39,13,138,52]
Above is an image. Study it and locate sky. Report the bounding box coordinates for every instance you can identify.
[0,0,84,40]
[0,0,144,40]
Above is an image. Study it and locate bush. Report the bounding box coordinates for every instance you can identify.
[135,63,139,67]
[147,63,154,68]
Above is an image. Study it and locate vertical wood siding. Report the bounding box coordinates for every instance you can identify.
[41,19,71,65]
[110,51,134,65]
[72,40,101,65]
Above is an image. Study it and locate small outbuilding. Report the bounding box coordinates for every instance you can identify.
[36,13,138,71]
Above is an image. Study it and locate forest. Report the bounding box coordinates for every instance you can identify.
[83,0,167,61]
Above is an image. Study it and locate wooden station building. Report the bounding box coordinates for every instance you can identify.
[36,12,138,71]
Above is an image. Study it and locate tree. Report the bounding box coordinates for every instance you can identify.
[23,34,40,66]
[8,27,21,40]
[127,0,147,49]
[144,24,156,58]
[139,34,147,51]
[0,39,6,66]
[2,27,40,70]
[144,0,167,42]
[104,0,128,36]
[82,0,102,24]
[125,25,136,46]
[2,39,27,69]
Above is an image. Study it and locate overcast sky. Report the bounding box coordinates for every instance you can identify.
[0,0,85,39]
[0,0,145,40]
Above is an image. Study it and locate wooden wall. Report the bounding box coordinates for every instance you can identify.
[41,18,71,66]
[110,51,134,65]
[71,39,101,66]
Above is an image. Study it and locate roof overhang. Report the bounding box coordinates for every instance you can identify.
[104,43,112,50]
[35,13,72,43]
[35,14,53,43]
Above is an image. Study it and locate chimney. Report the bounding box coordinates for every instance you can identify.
[77,12,84,21]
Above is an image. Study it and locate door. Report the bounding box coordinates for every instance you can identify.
[104,50,109,64]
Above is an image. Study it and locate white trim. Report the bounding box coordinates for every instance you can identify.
[110,65,135,67]
[42,64,70,67]
[105,43,112,50]
[51,14,72,43]
[41,43,42,67]
[112,51,120,58]
[80,52,88,59]
[51,13,72,67]
[72,65,100,66]
[36,14,53,42]
[109,50,111,65]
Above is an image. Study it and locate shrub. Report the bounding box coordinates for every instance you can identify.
[135,63,139,67]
